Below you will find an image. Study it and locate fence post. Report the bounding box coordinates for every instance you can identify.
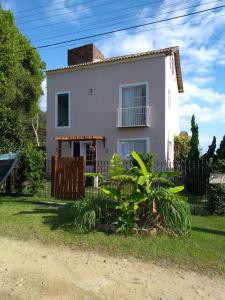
[51,156,56,197]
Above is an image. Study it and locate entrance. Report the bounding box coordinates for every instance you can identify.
[73,142,94,172]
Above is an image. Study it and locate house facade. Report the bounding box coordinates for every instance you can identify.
[46,44,183,168]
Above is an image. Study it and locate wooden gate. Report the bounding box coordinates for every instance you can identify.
[51,156,85,199]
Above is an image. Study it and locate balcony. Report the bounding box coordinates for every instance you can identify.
[117,106,150,127]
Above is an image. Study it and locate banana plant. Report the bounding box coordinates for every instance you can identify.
[86,152,190,234]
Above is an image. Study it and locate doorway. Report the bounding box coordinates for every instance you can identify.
[73,141,94,172]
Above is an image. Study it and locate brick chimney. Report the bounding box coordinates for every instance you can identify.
[68,44,105,66]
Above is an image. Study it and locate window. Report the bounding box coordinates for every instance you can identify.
[118,139,148,160]
[170,55,175,76]
[118,83,149,127]
[168,89,171,110]
[56,92,70,127]
[168,141,173,161]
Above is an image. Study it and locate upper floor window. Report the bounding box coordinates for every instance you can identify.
[170,55,175,76]
[56,92,70,127]
[118,83,150,127]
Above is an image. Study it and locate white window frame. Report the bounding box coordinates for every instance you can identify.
[119,82,149,109]
[170,55,176,77]
[117,137,150,159]
[168,89,172,110]
[167,140,173,161]
[55,91,71,129]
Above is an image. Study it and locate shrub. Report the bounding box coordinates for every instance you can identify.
[16,144,45,195]
[207,184,225,215]
[155,189,191,235]
[101,152,190,235]
[207,158,225,215]
[72,195,116,232]
[211,159,225,173]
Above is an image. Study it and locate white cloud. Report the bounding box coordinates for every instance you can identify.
[97,0,225,137]
[180,102,225,125]
[1,0,16,11]
[181,82,225,104]
[40,79,47,112]
[47,0,91,24]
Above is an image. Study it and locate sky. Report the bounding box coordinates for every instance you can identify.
[1,0,225,152]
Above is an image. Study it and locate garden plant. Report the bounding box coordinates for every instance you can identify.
[76,151,191,235]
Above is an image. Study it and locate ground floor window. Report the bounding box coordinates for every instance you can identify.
[117,138,149,160]
[167,141,173,161]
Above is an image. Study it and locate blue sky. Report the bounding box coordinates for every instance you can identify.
[1,0,225,152]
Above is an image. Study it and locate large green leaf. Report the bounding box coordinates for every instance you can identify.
[167,186,184,194]
[137,175,150,185]
[131,151,148,176]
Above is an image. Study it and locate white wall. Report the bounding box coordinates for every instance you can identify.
[47,54,176,162]
[165,55,180,161]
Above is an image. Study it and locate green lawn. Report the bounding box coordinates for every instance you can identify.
[0,195,224,275]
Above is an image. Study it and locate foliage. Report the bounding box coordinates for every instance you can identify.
[99,152,190,235]
[203,136,216,161]
[0,106,27,153]
[207,156,225,216]
[154,189,191,234]
[216,135,225,159]
[188,115,200,161]
[211,159,225,173]
[131,151,154,172]
[72,195,115,232]
[0,8,45,153]
[174,132,191,162]
[17,145,45,195]
[207,184,225,216]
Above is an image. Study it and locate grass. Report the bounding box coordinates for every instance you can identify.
[0,195,224,275]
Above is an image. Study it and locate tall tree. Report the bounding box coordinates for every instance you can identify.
[174,131,191,162]
[216,135,225,159]
[188,115,200,161]
[203,136,216,161]
[0,7,45,152]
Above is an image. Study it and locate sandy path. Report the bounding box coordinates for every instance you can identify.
[0,237,224,300]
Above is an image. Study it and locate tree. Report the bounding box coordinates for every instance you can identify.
[0,7,45,153]
[203,136,216,161]
[174,131,191,162]
[188,115,200,161]
[216,135,225,159]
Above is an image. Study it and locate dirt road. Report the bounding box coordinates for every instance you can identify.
[0,237,224,299]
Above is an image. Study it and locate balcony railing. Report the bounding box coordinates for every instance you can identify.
[117,106,150,127]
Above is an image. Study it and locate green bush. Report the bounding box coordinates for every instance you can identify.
[16,144,45,195]
[207,184,225,216]
[155,189,191,235]
[211,159,225,173]
[72,195,116,232]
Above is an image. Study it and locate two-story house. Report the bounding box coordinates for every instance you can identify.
[46,43,183,170]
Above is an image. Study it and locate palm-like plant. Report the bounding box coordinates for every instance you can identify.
[101,151,191,234]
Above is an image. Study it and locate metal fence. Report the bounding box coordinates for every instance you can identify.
[1,159,210,215]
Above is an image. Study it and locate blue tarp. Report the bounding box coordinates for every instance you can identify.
[0,152,19,186]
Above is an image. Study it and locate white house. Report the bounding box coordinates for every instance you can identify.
[46,43,183,169]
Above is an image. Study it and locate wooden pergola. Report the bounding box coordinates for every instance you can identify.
[55,136,105,172]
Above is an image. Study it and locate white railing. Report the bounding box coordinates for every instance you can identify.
[117,106,150,127]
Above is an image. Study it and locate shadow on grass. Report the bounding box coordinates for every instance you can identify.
[15,205,75,231]
[192,227,225,237]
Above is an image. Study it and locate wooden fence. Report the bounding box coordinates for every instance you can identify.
[51,156,85,199]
